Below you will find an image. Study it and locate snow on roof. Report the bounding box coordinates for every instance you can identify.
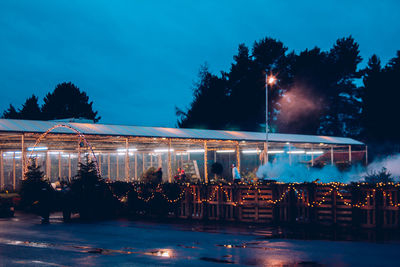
[0,119,364,145]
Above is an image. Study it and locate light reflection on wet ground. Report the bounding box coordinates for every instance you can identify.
[0,213,399,266]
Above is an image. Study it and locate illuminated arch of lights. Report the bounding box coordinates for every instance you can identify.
[24,124,100,178]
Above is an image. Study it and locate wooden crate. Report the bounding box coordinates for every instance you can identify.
[382,188,399,228]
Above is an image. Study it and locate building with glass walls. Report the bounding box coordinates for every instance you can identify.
[0,119,366,190]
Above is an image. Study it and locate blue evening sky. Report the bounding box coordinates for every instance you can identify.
[0,0,399,127]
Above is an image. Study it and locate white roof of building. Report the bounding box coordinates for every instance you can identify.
[0,119,364,145]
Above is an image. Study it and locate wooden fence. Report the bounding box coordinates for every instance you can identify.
[175,183,400,228]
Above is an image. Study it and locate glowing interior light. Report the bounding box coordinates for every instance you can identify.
[268,150,284,154]
[27,146,48,151]
[4,151,21,154]
[154,148,174,153]
[48,151,61,155]
[242,149,260,154]
[186,149,205,153]
[116,148,138,152]
[216,150,235,153]
[287,150,305,154]
[306,151,324,155]
[286,142,290,145]
[176,152,188,156]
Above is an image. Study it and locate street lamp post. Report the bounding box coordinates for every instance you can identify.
[264,74,276,165]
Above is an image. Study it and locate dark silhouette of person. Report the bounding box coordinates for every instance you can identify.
[155,167,163,183]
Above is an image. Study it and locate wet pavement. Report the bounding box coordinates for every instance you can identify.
[0,213,399,266]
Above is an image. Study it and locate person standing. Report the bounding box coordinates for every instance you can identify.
[232,164,241,182]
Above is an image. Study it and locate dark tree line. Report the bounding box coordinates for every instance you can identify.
[176,36,400,144]
[2,82,100,122]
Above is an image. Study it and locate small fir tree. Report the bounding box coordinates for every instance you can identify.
[19,159,54,222]
[69,155,116,220]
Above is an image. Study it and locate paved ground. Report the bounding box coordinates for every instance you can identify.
[0,213,399,266]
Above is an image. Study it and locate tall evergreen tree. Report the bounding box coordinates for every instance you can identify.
[176,65,228,129]
[2,104,19,119]
[41,82,100,122]
[360,54,382,141]
[226,43,261,130]
[319,36,362,137]
[19,95,42,120]
[252,38,291,132]
[277,47,328,134]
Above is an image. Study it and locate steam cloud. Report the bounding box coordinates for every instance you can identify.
[277,86,323,126]
[256,153,400,183]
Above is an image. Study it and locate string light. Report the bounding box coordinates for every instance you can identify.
[110,181,400,210]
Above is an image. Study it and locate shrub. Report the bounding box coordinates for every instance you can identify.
[142,167,159,183]
[364,167,393,184]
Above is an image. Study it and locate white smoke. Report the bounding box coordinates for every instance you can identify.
[365,154,400,177]
[256,153,400,183]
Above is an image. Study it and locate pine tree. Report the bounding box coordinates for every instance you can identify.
[360,54,382,140]
[19,159,53,222]
[41,82,100,122]
[69,155,116,219]
[19,95,42,120]
[2,104,19,119]
[176,65,228,129]
[319,36,362,137]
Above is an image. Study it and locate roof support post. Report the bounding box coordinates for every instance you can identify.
[13,152,16,190]
[168,138,172,183]
[157,154,162,168]
[116,153,119,181]
[365,145,368,165]
[142,152,145,175]
[98,154,102,176]
[348,145,352,164]
[330,146,334,165]
[46,151,51,181]
[125,138,129,182]
[77,140,81,166]
[21,134,25,179]
[68,153,71,182]
[58,152,61,179]
[134,153,137,181]
[107,152,111,179]
[204,140,208,183]
[311,144,314,167]
[263,142,268,165]
[236,142,240,173]
[0,150,4,190]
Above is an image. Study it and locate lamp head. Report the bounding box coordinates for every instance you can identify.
[267,75,277,85]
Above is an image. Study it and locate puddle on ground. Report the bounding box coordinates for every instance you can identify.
[216,241,279,251]
[200,257,235,264]
[13,260,68,266]
[177,244,198,249]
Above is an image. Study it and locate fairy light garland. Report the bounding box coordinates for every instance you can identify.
[109,181,400,209]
